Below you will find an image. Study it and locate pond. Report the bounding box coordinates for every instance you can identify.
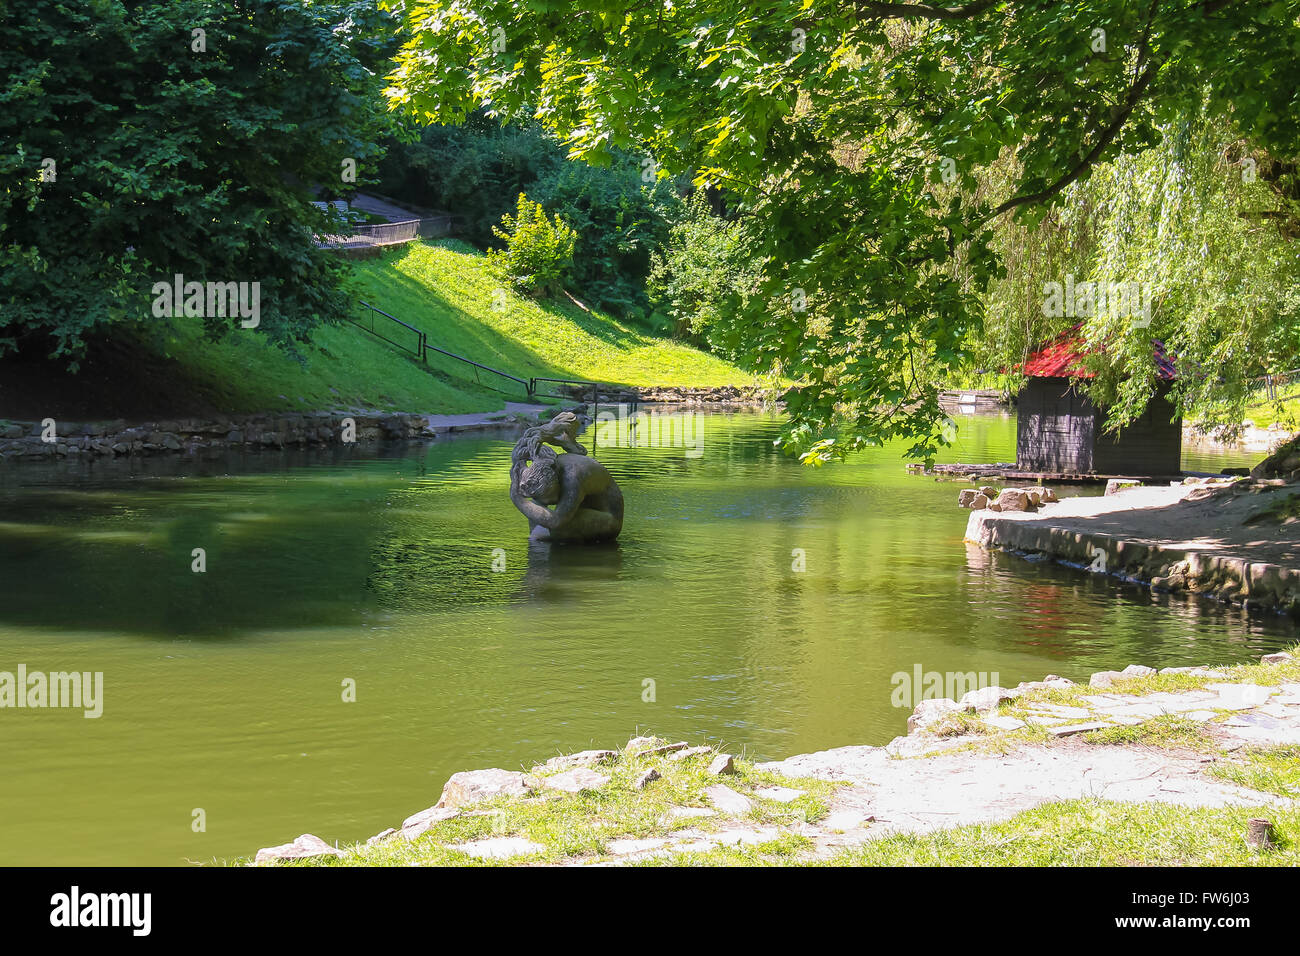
[0,410,1292,865]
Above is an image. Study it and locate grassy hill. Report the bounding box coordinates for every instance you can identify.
[0,240,762,422]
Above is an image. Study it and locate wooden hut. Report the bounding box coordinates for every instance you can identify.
[1015,330,1181,476]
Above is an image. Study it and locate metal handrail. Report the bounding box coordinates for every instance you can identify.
[353,301,530,396]
[428,341,530,389]
[353,301,425,361]
[1252,368,1300,402]
[350,303,633,452]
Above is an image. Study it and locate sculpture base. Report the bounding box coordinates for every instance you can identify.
[528,505,622,543]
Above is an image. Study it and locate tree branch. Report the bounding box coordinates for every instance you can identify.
[985,1,1166,222]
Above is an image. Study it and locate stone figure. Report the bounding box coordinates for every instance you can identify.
[532,411,588,456]
[510,412,623,542]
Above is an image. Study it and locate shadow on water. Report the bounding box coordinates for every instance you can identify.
[0,443,449,638]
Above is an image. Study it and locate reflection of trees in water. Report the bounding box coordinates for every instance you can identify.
[962,545,1298,663]
[0,458,408,638]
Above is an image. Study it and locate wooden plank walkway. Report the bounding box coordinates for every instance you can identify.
[937,389,1008,413]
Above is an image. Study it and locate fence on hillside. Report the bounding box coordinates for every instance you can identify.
[350,301,628,449]
[1252,368,1300,402]
[320,216,455,250]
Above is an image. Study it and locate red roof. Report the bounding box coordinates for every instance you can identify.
[1022,327,1176,380]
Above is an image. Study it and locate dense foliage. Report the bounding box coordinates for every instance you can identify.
[648,193,759,357]
[1,0,394,361]
[374,116,567,246]
[378,115,681,317]
[383,0,1300,461]
[530,159,681,318]
[488,193,578,298]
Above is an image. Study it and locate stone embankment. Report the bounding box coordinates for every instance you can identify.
[0,387,774,463]
[963,475,1300,615]
[250,652,1300,866]
[0,411,511,461]
[552,383,776,406]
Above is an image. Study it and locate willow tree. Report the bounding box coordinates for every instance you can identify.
[382,0,1300,460]
[970,102,1300,437]
[1071,108,1300,435]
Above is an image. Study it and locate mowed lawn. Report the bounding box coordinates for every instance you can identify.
[348,239,762,392]
[132,240,761,417]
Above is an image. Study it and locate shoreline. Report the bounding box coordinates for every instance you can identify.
[247,649,1300,867]
[0,387,775,464]
[963,477,1300,616]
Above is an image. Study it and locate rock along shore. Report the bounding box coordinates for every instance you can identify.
[0,410,493,462]
[0,386,778,464]
[964,476,1300,615]
[249,651,1300,867]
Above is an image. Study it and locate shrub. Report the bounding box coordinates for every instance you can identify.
[488,194,577,298]
[648,194,760,356]
[530,159,681,318]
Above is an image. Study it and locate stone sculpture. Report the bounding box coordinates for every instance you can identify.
[510,411,623,542]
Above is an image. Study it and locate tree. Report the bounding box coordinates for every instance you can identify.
[530,157,681,317]
[967,101,1300,437]
[373,114,567,246]
[649,192,760,354]
[382,0,1300,461]
[1,0,395,362]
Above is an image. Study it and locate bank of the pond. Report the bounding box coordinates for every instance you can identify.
[0,388,771,462]
[246,649,1300,867]
[0,409,512,461]
[964,476,1300,616]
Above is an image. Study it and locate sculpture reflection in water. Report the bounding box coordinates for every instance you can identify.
[509,411,624,542]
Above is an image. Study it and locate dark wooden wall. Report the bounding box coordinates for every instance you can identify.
[1016,377,1095,472]
[1015,377,1181,475]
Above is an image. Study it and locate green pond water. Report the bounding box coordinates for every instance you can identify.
[0,411,1292,865]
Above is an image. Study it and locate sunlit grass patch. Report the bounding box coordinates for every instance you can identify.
[1208,745,1300,798]
[239,738,836,867]
[1083,714,1215,750]
[992,646,1300,717]
[826,799,1300,866]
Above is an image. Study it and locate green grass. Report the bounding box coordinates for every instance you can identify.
[242,736,836,867]
[994,651,1300,718]
[146,314,504,416]
[926,711,995,739]
[914,648,1300,758]
[1242,388,1300,431]
[1243,492,1300,526]
[1083,715,1215,750]
[132,239,762,418]
[1209,745,1300,798]
[827,799,1300,866]
[348,240,764,393]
